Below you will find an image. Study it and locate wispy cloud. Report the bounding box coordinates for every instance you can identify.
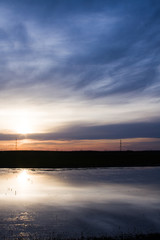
[0,0,160,146]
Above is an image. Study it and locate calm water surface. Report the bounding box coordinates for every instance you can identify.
[0,167,160,239]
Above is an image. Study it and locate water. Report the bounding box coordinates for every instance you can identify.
[0,167,160,239]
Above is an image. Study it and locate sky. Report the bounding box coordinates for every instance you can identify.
[0,0,160,150]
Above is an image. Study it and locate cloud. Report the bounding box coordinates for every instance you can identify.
[0,0,160,145]
[0,133,21,141]
[29,121,160,140]
[1,121,160,141]
[0,0,159,104]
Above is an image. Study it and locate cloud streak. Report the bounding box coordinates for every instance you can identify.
[0,121,160,141]
[28,122,160,140]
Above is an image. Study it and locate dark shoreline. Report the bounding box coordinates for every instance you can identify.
[0,150,160,168]
[3,233,160,240]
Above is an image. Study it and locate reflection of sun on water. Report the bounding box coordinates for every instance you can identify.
[18,170,29,186]
[1,169,64,201]
[15,170,33,197]
[0,170,34,199]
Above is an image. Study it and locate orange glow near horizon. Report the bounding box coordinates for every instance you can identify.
[0,138,160,151]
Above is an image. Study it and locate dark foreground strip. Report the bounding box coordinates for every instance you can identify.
[0,151,160,168]
[4,233,160,240]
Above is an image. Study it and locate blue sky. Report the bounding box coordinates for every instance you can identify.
[0,0,160,149]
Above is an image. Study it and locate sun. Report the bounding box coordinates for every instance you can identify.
[13,110,33,134]
[16,118,32,134]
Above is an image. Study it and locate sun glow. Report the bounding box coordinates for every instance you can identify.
[16,118,32,134]
[13,110,34,134]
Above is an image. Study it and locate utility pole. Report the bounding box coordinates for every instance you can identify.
[120,139,122,151]
[16,138,18,151]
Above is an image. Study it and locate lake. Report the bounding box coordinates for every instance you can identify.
[0,167,160,239]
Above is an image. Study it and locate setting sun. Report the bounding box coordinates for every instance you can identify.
[16,118,32,134]
[12,110,34,134]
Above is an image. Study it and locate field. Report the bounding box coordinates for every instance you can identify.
[0,151,160,168]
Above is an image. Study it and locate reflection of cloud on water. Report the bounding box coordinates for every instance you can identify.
[29,201,160,237]
[47,167,160,187]
[1,200,159,238]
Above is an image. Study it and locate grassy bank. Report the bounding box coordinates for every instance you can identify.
[0,151,160,168]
